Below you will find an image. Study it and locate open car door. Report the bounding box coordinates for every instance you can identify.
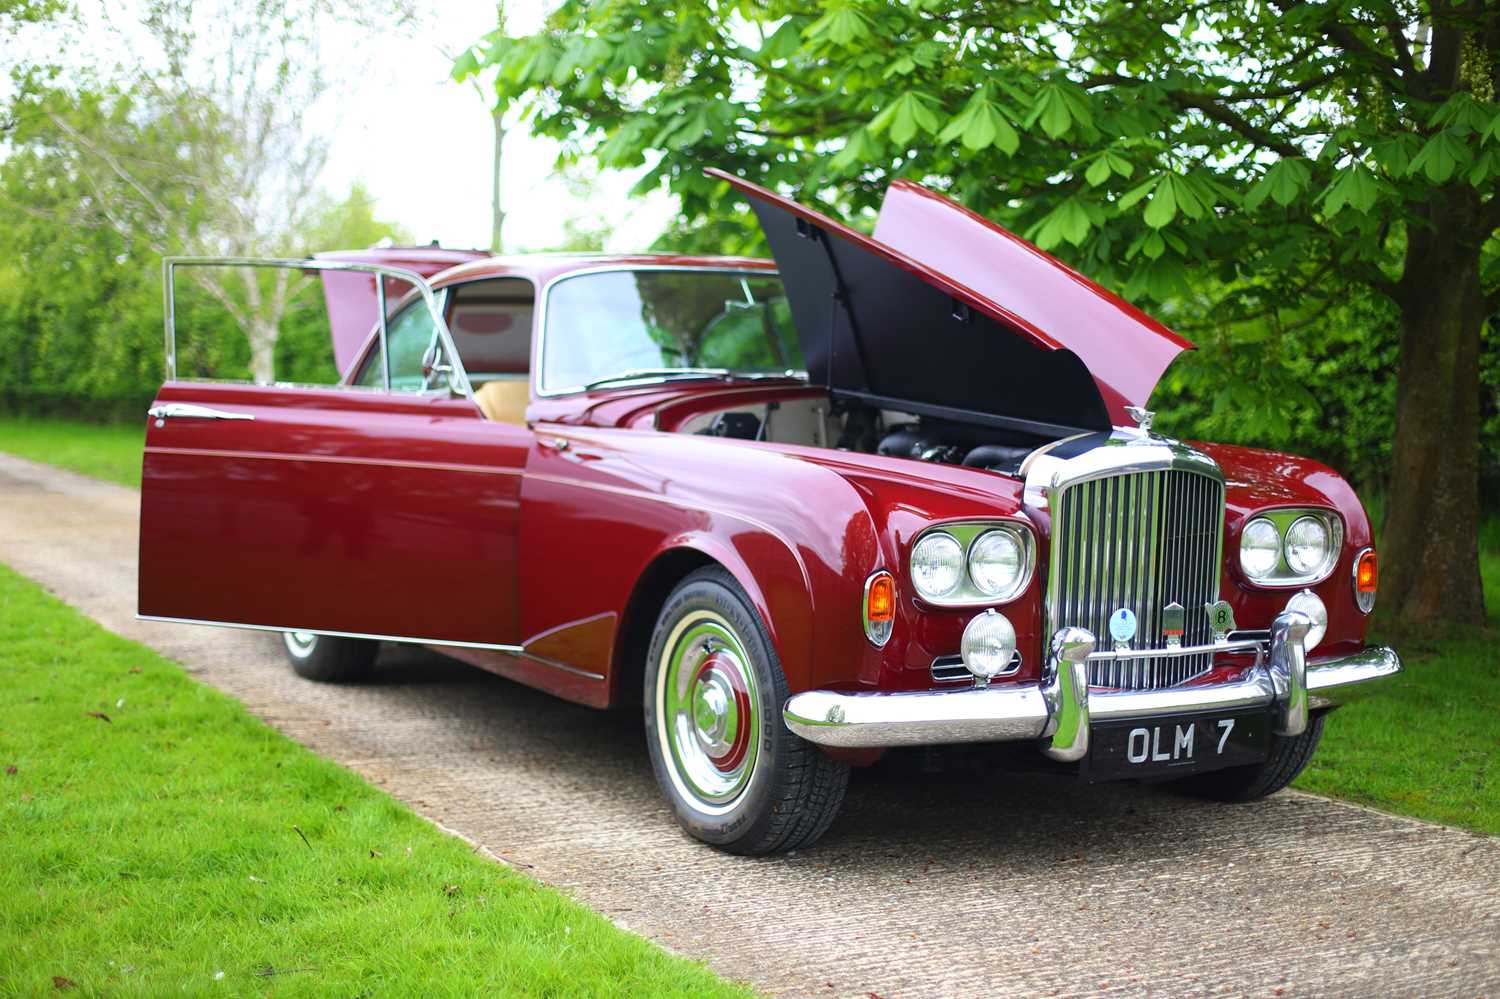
[138,257,529,650]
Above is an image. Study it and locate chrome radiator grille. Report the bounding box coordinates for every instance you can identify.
[1048,469,1225,690]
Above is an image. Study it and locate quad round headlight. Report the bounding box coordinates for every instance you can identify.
[1285,589,1328,650]
[969,529,1025,599]
[1284,516,1331,576]
[1239,517,1281,579]
[911,532,964,600]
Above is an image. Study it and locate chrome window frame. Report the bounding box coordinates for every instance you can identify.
[348,287,454,392]
[342,273,541,390]
[531,263,799,398]
[161,256,478,407]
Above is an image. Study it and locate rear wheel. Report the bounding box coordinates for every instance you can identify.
[1172,714,1325,802]
[644,567,848,854]
[281,631,378,683]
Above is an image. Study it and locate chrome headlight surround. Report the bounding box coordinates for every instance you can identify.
[1235,508,1344,588]
[908,521,1036,606]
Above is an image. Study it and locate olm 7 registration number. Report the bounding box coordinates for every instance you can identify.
[1088,711,1270,780]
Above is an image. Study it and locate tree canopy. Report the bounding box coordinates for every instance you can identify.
[463,0,1500,627]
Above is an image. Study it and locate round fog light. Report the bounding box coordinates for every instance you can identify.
[960,609,1017,684]
[1285,589,1328,650]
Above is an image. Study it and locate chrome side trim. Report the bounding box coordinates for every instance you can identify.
[138,614,521,651]
[143,444,524,478]
[138,615,600,682]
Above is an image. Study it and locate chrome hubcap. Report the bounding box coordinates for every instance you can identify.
[656,611,759,813]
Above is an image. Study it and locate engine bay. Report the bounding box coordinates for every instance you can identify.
[682,394,1053,476]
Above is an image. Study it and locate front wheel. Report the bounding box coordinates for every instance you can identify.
[1172,714,1325,802]
[644,567,849,854]
[281,631,378,683]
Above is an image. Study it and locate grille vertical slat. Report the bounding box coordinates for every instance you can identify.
[1052,467,1224,691]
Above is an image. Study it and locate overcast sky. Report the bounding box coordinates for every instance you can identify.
[315,0,676,253]
[313,0,677,253]
[3,0,677,255]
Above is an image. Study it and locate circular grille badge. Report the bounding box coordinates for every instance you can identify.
[1108,607,1138,644]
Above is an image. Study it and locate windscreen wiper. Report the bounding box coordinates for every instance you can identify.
[582,368,732,391]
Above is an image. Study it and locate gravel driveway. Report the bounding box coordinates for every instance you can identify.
[1,452,1495,998]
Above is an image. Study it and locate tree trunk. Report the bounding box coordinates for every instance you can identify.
[1382,185,1487,629]
[490,0,507,253]
[248,317,278,384]
[491,106,506,253]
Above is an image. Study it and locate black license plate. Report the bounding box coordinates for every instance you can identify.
[1087,710,1270,781]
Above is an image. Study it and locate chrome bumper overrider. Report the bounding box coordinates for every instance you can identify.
[783,611,1401,753]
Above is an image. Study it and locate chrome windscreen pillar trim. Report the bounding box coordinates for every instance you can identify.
[1040,627,1094,762]
[1268,610,1311,736]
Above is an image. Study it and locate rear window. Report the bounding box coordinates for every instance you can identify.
[447,278,534,377]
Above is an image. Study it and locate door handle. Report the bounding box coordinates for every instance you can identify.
[148,403,256,424]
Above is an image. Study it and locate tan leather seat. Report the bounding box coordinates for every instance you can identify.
[474,379,531,425]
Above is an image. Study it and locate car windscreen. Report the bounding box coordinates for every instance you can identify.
[539,269,801,393]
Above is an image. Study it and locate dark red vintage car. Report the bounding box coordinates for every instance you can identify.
[139,171,1400,854]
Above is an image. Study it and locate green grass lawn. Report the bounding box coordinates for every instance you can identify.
[0,417,145,488]
[1292,546,1500,835]
[0,563,752,997]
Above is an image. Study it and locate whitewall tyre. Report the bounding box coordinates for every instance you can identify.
[644,566,849,854]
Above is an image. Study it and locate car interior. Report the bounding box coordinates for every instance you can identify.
[446,277,534,425]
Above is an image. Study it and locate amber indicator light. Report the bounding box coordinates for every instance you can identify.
[1355,550,1378,592]
[867,574,896,623]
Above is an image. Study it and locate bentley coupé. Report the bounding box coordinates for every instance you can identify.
[138,170,1400,854]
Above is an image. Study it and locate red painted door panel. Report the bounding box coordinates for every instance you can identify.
[138,382,527,645]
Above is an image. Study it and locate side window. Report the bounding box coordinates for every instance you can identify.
[447,278,534,378]
[352,293,447,391]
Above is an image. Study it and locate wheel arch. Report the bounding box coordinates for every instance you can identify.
[609,535,810,707]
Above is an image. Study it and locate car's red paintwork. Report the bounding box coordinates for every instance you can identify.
[140,232,1375,732]
[872,180,1193,425]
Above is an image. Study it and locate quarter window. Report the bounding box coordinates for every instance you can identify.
[353,292,448,391]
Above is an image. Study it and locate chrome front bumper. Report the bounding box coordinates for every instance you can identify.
[783,611,1401,754]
